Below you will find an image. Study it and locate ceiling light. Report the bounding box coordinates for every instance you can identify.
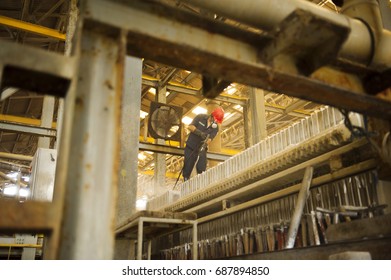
[140,110,149,119]
[224,112,234,120]
[138,153,147,160]
[6,171,19,179]
[192,106,207,115]
[225,86,237,95]
[136,197,148,211]
[182,116,193,125]
[148,88,156,95]
[234,104,243,111]
[2,184,29,198]
[22,176,30,182]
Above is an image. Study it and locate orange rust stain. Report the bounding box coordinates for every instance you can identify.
[85,163,92,172]
[83,133,89,144]
[104,80,114,90]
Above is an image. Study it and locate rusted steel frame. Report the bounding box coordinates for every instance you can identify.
[58,16,125,259]
[0,40,75,98]
[84,0,391,119]
[0,199,56,233]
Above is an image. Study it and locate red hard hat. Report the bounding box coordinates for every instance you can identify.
[211,107,224,124]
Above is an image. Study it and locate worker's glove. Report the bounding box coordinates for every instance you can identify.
[193,128,208,140]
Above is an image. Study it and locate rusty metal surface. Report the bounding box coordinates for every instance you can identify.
[226,236,391,260]
[0,40,75,97]
[83,0,391,119]
[260,9,350,75]
[326,214,391,243]
[0,199,56,233]
[58,26,124,259]
[116,211,197,238]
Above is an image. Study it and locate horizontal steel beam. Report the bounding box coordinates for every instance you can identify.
[142,77,247,106]
[0,122,56,138]
[0,199,56,233]
[0,40,74,97]
[84,0,391,119]
[0,114,57,128]
[0,15,66,41]
[139,142,231,161]
[143,78,310,117]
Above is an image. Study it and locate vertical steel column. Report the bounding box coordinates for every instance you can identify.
[55,0,78,150]
[192,221,198,260]
[154,86,167,191]
[242,104,251,149]
[54,98,64,149]
[248,88,267,146]
[137,219,144,260]
[115,56,142,260]
[206,101,222,169]
[37,96,55,148]
[59,26,125,259]
[117,56,142,224]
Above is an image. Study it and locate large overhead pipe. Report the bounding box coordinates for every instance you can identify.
[0,152,33,162]
[181,0,391,70]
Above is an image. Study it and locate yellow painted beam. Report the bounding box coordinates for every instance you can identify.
[265,102,311,116]
[0,243,42,248]
[0,15,66,41]
[139,169,180,179]
[0,114,57,128]
[139,136,239,155]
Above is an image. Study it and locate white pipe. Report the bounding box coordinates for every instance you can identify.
[182,0,390,69]
[0,152,33,162]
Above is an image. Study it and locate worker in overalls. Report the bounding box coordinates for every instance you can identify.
[182,107,224,181]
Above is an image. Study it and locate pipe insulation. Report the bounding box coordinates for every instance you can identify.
[181,0,391,70]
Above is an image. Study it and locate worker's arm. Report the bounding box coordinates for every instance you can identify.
[188,124,196,133]
[188,124,207,139]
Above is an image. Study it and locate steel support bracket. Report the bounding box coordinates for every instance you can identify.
[0,40,75,98]
[363,68,391,96]
[202,75,231,99]
[259,9,350,76]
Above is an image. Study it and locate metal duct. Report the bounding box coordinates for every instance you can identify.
[181,0,391,70]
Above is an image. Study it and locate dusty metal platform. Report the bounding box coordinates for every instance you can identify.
[115,211,197,260]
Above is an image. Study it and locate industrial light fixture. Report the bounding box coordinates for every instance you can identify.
[2,183,30,198]
[138,153,147,161]
[136,196,148,211]
[192,106,207,115]
[182,116,193,125]
[224,84,237,95]
[234,104,243,112]
[140,110,148,119]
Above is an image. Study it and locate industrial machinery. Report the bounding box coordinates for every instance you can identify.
[132,106,391,259]
[1,0,391,260]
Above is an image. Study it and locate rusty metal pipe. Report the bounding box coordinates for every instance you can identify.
[181,0,390,69]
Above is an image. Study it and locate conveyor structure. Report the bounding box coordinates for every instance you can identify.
[142,106,390,259]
